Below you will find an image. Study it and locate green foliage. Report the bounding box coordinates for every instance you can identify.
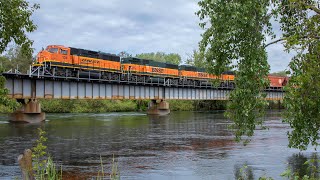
[168,100,194,111]
[277,1,320,150]
[197,0,271,143]
[197,0,320,148]
[40,99,137,113]
[136,52,181,65]
[193,100,228,111]
[270,71,288,77]
[284,46,320,150]
[258,177,274,180]
[186,49,206,68]
[0,0,39,57]
[0,75,18,111]
[0,45,33,73]
[45,156,62,180]
[32,128,62,180]
[110,155,120,180]
[304,156,319,179]
[97,155,120,180]
[0,0,38,111]
[236,165,255,180]
[281,167,310,180]
[32,128,48,179]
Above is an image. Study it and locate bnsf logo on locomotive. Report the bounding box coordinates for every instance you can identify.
[81,58,99,64]
[198,73,207,77]
[152,67,164,73]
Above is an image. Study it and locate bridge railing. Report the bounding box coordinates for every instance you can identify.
[3,73,285,101]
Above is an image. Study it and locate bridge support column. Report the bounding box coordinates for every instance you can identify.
[10,99,45,123]
[147,100,170,116]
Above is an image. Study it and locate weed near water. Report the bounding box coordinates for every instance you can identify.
[97,154,120,180]
[31,128,62,180]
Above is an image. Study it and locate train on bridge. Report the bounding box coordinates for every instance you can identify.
[32,45,288,89]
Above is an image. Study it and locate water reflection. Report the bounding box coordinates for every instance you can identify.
[0,111,318,179]
[287,153,320,178]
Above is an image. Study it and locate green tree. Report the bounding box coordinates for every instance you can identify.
[1,45,33,73]
[197,0,320,149]
[136,52,181,65]
[277,1,320,150]
[197,0,271,144]
[0,0,39,57]
[0,0,38,108]
[186,50,206,68]
[270,71,287,77]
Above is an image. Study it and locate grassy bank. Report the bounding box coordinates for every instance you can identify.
[39,99,228,113]
[0,99,282,113]
[40,99,138,113]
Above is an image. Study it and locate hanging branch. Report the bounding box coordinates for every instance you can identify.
[264,38,285,48]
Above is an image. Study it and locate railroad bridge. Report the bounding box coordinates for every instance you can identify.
[3,73,285,123]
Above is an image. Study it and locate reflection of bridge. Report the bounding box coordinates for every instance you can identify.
[3,73,285,123]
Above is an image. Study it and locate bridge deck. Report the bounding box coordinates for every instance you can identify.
[3,73,284,100]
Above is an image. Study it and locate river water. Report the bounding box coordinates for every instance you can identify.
[0,111,318,179]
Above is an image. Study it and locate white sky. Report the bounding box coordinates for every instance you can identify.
[27,0,292,72]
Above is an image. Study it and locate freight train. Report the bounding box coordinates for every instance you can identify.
[33,45,288,89]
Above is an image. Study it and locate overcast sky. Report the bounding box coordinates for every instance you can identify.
[28,0,292,72]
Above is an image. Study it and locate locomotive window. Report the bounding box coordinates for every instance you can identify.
[60,49,68,55]
[48,48,58,53]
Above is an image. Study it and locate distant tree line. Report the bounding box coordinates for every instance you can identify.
[0,46,33,73]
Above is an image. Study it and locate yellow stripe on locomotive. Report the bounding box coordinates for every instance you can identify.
[179,65,211,79]
[121,57,179,77]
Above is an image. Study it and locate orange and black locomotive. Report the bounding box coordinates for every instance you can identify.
[33,45,288,89]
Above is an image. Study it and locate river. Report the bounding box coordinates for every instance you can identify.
[0,111,318,179]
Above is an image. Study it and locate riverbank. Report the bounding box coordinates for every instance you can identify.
[0,99,283,113]
[39,99,229,113]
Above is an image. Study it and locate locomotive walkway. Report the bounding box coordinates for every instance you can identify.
[3,72,285,123]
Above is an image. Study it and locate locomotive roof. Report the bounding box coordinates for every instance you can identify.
[69,47,119,57]
[69,47,120,62]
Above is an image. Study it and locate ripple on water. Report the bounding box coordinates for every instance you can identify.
[0,111,319,180]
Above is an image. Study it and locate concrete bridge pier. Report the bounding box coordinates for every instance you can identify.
[10,99,45,123]
[147,99,170,116]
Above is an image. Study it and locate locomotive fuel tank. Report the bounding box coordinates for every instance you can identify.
[78,71,101,79]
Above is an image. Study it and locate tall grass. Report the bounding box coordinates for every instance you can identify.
[97,155,120,180]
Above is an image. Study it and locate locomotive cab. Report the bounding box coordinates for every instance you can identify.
[36,45,70,64]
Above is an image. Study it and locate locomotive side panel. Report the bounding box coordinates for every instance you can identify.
[71,47,121,71]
